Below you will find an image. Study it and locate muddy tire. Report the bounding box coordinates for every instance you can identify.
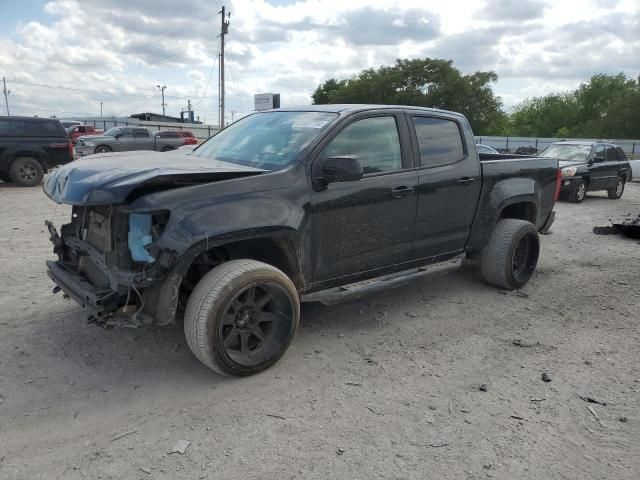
[607,176,625,199]
[569,179,587,203]
[184,260,300,376]
[9,157,44,187]
[481,219,540,290]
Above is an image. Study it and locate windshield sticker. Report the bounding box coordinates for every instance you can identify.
[292,120,329,129]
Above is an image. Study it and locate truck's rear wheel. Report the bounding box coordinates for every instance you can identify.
[481,219,540,290]
[9,157,44,187]
[184,260,300,376]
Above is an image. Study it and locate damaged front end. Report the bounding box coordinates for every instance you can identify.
[45,205,179,328]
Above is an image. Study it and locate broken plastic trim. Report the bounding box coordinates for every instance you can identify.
[128,212,169,263]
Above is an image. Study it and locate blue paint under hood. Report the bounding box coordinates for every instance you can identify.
[43,150,265,205]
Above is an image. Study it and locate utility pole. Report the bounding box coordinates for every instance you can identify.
[100,102,103,118]
[187,99,192,123]
[2,77,10,116]
[157,84,167,116]
[219,6,230,129]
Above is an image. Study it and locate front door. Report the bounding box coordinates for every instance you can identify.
[308,113,418,287]
[409,114,482,259]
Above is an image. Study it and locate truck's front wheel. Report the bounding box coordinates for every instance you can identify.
[481,219,540,290]
[184,260,300,376]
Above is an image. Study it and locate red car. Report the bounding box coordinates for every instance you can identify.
[67,125,103,144]
[156,130,199,146]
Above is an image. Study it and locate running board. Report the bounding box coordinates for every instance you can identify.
[301,256,463,305]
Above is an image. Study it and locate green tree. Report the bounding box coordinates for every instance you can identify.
[311,58,506,135]
[509,73,640,139]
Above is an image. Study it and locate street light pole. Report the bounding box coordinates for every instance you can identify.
[156,84,167,116]
[2,77,10,116]
[100,102,103,118]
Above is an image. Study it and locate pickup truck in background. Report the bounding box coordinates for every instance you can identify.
[43,105,559,377]
[0,116,74,186]
[75,127,191,157]
[67,125,103,144]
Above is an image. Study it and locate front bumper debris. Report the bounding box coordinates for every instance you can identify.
[46,260,119,317]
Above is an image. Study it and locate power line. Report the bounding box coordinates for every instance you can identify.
[191,43,220,108]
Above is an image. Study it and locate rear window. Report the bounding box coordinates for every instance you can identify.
[2,119,64,137]
[413,116,465,167]
[616,147,627,161]
[157,131,180,138]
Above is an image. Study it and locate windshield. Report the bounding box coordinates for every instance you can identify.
[103,127,121,136]
[540,144,592,162]
[192,111,338,170]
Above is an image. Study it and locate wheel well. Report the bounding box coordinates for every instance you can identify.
[500,202,537,224]
[182,236,303,293]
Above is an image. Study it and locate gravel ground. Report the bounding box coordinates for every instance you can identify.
[0,180,639,480]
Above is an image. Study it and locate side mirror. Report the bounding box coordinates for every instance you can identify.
[593,155,605,163]
[317,155,363,184]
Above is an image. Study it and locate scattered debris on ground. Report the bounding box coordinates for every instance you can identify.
[541,373,552,382]
[576,394,607,406]
[169,440,191,455]
[593,214,640,238]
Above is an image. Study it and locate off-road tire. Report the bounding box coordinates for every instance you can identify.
[184,260,300,376]
[481,219,540,290]
[9,157,44,187]
[607,176,625,199]
[569,179,587,203]
[94,145,112,154]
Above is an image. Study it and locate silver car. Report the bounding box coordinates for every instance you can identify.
[75,127,185,157]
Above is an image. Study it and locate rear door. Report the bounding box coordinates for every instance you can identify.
[409,113,482,259]
[604,145,622,187]
[308,111,418,285]
[133,128,154,150]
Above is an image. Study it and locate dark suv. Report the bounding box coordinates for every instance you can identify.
[0,116,74,186]
[540,141,631,203]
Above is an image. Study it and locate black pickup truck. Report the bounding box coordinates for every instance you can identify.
[43,105,559,376]
[0,116,74,186]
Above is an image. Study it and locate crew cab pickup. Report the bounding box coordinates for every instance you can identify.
[75,126,188,157]
[43,105,559,376]
[0,116,74,186]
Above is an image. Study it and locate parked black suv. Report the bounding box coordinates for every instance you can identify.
[540,141,631,203]
[0,116,73,186]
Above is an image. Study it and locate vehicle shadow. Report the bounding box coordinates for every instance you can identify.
[11,263,483,394]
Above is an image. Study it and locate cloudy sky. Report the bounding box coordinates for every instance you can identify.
[0,0,638,125]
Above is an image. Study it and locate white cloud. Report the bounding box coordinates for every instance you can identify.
[0,0,637,123]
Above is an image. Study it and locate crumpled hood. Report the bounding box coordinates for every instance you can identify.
[43,150,265,205]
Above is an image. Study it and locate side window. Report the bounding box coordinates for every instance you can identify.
[78,126,86,133]
[119,128,134,138]
[324,116,402,174]
[413,116,465,167]
[616,147,627,161]
[593,145,605,161]
[134,129,150,138]
[606,146,619,161]
[0,119,9,136]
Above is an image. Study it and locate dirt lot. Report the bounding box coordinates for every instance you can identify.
[1,181,639,480]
